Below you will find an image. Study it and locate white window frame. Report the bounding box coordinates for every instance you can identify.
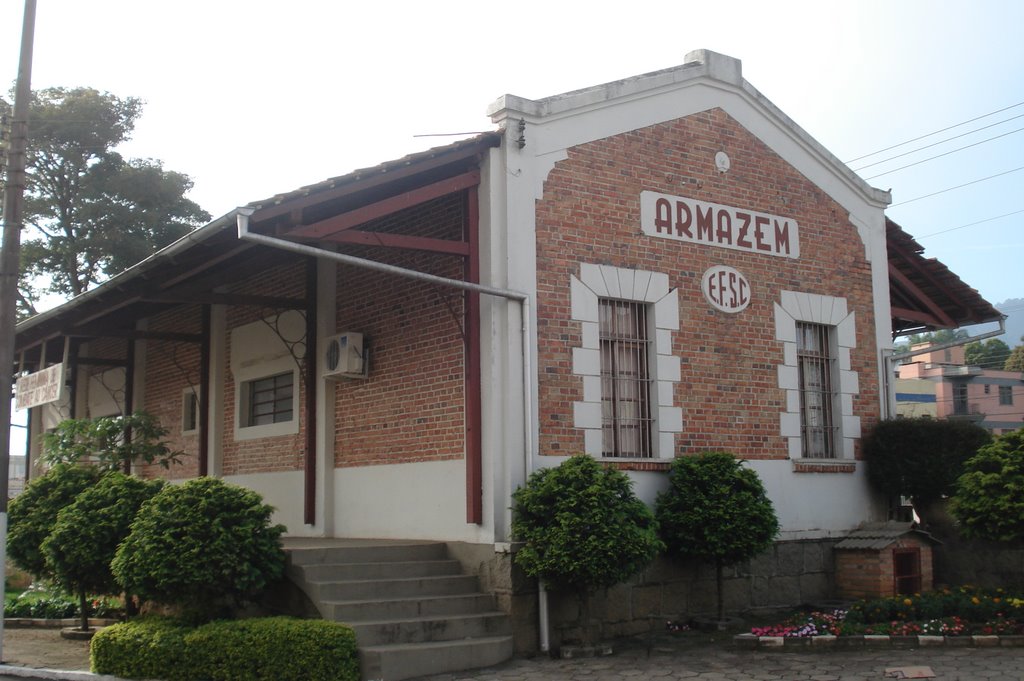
[231,312,303,441]
[775,291,860,460]
[571,264,682,459]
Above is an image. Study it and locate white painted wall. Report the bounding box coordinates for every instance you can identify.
[224,471,307,535]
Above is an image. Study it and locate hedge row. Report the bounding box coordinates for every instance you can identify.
[91,616,360,681]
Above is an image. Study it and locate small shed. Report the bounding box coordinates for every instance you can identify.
[834,522,940,600]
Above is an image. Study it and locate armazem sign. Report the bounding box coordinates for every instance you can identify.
[15,363,64,410]
[640,191,800,259]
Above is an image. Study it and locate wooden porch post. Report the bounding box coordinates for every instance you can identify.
[465,189,482,524]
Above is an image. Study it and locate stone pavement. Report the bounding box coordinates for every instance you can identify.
[415,636,1024,681]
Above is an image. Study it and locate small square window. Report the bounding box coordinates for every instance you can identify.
[243,372,294,427]
[182,389,199,434]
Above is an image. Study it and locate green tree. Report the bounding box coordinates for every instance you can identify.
[111,478,286,622]
[511,455,663,641]
[951,429,1024,541]
[864,417,991,528]
[1,87,209,317]
[655,451,778,621]
[1004,337,1024,372]
[964,339,1011,369]
[7,464,102,578]
[903,329,969,347]
[42,472,165,631]
[41,411,185,473]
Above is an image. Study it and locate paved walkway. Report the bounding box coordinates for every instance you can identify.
[416,636,1024,681]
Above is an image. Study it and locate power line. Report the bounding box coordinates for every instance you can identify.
[853,112,1024,172]
[846,99,1024,164]
[889,166,1024,207]
[863,125,1024,180]
[916,208,1024,239]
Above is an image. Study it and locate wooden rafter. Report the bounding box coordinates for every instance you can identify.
[308,230,471,256]
[888,263,956,328]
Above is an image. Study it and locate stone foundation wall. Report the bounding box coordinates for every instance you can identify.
[450,538,837,654]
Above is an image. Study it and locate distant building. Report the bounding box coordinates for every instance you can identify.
[896,343,1024,434]
[8,454,26,497]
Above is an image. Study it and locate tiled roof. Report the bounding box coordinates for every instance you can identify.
[834,521,941,550]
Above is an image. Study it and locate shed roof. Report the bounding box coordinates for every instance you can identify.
[834,521,941,550]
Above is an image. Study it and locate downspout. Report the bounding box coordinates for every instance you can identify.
[882,317,1007,418]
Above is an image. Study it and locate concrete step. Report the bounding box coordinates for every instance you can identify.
[287,542,448,566]
[291,559,462,583]
[349,611,511,646]
[360,635,513,681]
[306,574,480,602]
[323,593,498,622]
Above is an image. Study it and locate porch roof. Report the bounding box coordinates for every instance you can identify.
[14,132,502,366]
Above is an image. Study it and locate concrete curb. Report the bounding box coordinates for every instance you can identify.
[0,665,126,681]
[3,619,119,630]
[735,633,1024,649]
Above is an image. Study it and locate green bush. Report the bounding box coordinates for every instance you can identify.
[8,464,102,578]
[951,428,1024,541]
[43,472,164,629]
[111,477,285,621]
[512,455,662,640]
[864,416,991,507]
[42,411,185,472]
[91,616,360,681]
[655,451,778,620]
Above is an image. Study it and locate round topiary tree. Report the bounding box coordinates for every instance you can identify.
[864,416,991,529]
[111,477,286,622]
[511,455,663,641]
[8,463,102,579]
[655,451,778,622]
[42,471,165,631]
[951,428,1024,541]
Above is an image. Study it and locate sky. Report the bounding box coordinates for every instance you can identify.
[4,0,1024,456]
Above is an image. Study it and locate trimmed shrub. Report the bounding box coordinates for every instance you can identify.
[91,616,360,681]
[512,455,662,640]
[43,472,164,629]
[8,464,102,578]
[864,416,991,508]
[951,428,1024,541]
[655,451,778,620]
[111,477,285,621]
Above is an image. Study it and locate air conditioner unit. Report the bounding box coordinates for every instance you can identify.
[323,332,367,379]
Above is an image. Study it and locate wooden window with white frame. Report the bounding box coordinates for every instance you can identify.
[796,322,839,458]
[599,299,653,458]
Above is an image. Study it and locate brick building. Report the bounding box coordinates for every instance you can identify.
[13,50,1002,662]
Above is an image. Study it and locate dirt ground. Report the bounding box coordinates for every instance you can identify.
[0,626,92,672]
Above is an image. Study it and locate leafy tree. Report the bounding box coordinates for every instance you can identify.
[42,472,165,631]
[655,451,778,621]
[1005,337,1024,372]
[864,417,991,522]
[1,87,209,317]
[41,411,185,473]
[511,455,663,641]
[951,429,1024,541]
[7,463,102,578]
[111,478,286,622]
[964,339,1011,369]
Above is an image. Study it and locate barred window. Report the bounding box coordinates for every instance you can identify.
[796,322,838,458]
[182,389,199,433]
[244,372,294,427]
[600,300,653,458]
[1000,385,1014,406]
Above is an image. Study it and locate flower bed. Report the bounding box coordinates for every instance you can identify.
[749,586,1024,639]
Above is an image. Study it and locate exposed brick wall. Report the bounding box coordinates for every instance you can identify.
[333,194,467,468]
[836,538,934,599]
[221,261,308,476]
[139,305,203,480]
[534,108,880,459]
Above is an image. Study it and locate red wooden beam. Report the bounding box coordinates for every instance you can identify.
[891,306,948,328]
[315,230,471,256]
[888,263,956,328]
[286,171,480,240]
[465,188,483,525]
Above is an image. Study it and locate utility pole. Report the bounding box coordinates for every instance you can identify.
[0,0,38,663]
